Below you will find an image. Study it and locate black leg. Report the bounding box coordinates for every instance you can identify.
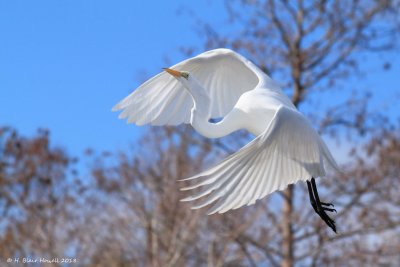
[307,177,337,233]
[311,178,337,214]
[307,180,318,213]
[311,178,337,232]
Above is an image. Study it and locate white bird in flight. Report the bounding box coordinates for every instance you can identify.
[113,48,340,232]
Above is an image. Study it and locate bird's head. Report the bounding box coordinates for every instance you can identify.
[163,68,191,84]
[163,68,208,103]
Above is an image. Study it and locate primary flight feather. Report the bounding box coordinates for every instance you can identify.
[113,48,340,232]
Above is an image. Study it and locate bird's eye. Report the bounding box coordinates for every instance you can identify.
[181,72,189,80]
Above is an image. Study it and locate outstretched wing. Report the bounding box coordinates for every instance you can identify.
[112,48,270,126]
[180,106,340,214]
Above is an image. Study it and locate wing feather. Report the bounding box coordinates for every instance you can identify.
[180,105,339,214]
[113,49,263,125]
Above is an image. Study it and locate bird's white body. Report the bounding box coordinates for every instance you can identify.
[225,88,294,136]
[113,48,339,214]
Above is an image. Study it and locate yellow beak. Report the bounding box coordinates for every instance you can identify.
[163,68,183,78]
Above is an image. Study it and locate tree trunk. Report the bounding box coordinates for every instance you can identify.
[281,41,302,265]
[281,184,294,267]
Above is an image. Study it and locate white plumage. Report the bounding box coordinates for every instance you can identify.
[113,48,339,215]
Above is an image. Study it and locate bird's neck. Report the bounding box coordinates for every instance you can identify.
[186,78,239,139]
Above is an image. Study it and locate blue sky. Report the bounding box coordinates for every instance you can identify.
[0,0,227,156]
[0,0,399,160]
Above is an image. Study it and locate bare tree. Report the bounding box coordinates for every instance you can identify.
[87,126,262,267]
[1,122,399,266]
[0,127,83,267]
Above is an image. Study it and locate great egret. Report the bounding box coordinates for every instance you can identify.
[113,48,340,232]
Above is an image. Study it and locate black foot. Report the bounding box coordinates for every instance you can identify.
[307,178,337,233]
[321,202,334,207]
